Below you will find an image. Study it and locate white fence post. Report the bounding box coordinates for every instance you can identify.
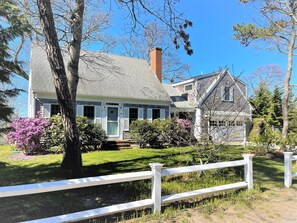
[284,152,293,188]
[149,163,163,214]
[242,154,255,189]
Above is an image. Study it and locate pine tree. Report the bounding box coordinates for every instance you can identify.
[270,86,283,126]
[250,83,273,120]
[0,0,30,122]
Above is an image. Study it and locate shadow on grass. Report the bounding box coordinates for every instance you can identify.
[83,150,196,176]
[253,156,286,188]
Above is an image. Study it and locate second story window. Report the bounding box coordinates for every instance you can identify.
[184,84,193,91]
[221,83,233,102]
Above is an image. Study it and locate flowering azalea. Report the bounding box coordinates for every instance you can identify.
[6,118,51,154]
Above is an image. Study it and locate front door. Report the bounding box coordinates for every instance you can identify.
[107,107,119,136]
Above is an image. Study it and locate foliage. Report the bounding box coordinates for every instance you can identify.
[6,117,51,155]
[129,119,159,148]
[0,0,30,122]
[233,0,297,140]
[250,83,283,126]
[44,115,107,153]
[130,119,194,148]
[248,118,281,152]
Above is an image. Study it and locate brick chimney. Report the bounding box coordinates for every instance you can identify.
[150,47,162,82]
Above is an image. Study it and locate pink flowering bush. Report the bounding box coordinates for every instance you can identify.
[177,119,192,130]
[6,117,51,155]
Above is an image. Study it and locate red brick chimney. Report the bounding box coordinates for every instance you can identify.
[150,47,162,82]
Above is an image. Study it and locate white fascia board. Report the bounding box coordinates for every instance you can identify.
[172,78,195,87]
[35,93,171,106]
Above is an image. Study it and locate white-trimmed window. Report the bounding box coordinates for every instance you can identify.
[228,121,236,126]
[221,84,234,102]
[218,120,226,126]
[184,84,193,91]
[236,121,243,126]
[210,120,217,126]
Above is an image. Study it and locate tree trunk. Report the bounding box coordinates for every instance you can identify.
[281,18,296,151]
[61,0,85,168]
[37,0,83,177]
[67,0,84,105]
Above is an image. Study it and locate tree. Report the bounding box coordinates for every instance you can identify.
[271,86,283,126]
[250,83,273,120]
[120,21,190,81]
[0,0,30,123]
[233,0,297,146]
[32,0,193,177]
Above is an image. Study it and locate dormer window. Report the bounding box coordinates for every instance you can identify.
[184,84,193,91]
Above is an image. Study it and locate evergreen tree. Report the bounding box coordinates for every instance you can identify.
[250,83,273,120]
[0,0,30,122]
[270,86,283,126]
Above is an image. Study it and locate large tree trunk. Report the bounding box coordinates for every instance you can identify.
[61,0,85,169]
[37,0,83,177]
[281,18,296,151]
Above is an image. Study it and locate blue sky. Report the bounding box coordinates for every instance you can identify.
[15,0,296,117]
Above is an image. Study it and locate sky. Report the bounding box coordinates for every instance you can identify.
[13,0,297,117]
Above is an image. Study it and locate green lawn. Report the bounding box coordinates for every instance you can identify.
[0,144,296,222]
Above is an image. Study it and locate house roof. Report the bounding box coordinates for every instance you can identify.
[30,44,171,103]
[172,70,247,87]
[162,84,195,111]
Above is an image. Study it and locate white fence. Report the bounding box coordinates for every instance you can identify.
[283,152,297,188]
[0,154,254,223]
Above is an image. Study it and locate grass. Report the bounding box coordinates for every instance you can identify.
[0,144,296,222]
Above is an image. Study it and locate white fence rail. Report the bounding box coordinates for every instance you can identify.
[0,154,254,223]
[283,152,297,188]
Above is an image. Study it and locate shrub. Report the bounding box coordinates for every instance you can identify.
[129,119,195,148]
[129,119,159,148]
[248,118,281,152]
[43,115,107,153]
[6,117,51,155]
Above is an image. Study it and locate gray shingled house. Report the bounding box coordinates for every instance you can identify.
[163,69,252,143]
[28,44,251,143]
[28,44,171,140]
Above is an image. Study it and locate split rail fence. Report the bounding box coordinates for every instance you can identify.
[0,154,254,223]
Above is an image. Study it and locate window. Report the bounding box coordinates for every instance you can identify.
[218,121,226,126]
[51,104,60,116]
[222,84,233,102]
[184,84,193,91]
[129,108,138,124]
[152,109,160,120]
[224,86,230,101]
[236,121,243,126]
[228,121,235,126]
[210,120,217,126]
[84,106,95,120]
